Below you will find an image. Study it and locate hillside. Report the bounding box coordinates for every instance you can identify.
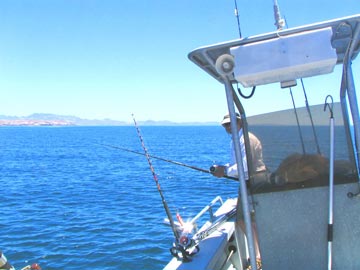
[248,102,343,126]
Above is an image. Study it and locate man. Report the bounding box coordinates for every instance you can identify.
[211,113,266,180]
[211,113,264,267]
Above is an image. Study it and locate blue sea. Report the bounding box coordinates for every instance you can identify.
[0,125,346,269]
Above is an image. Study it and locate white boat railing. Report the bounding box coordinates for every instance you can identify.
[189,195,223,225]
[163,196,224,235]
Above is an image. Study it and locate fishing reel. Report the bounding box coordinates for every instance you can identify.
[170,234,199,262]
[178,232,197,250]
[168,213,200,262]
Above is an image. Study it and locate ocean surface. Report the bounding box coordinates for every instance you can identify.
[0,125,347,270]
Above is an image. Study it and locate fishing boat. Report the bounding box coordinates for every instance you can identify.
[161,3,360,270]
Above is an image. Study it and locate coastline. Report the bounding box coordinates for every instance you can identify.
[0,119,74,126]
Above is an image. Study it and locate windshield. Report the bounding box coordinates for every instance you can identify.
[246,102,357,193]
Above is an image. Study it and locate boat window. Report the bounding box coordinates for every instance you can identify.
[247,102,358,193]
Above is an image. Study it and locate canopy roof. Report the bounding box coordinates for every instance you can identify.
[188,14,360,85]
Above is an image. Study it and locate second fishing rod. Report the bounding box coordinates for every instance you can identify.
[99,143,238,181]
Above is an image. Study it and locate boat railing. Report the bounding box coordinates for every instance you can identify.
[189,195,224,225]
[163,196,224,234]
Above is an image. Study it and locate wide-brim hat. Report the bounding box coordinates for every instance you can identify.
[221,113,241,125]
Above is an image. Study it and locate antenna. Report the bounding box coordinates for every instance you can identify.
[273,0,285,30]
[233,0,242,38]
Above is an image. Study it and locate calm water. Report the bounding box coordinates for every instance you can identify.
[0,125,347,269]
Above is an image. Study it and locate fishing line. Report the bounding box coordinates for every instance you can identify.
[99,143,238,181]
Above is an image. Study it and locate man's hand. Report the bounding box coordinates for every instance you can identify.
[210,165,226,178]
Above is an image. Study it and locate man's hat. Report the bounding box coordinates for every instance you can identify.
[221,113,241,125]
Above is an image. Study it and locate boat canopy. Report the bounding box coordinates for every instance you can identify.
[188,14,360,184]
[188,14,360,86]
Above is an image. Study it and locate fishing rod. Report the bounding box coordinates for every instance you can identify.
[289,87,306,154]
[99,143,238,181]
[131,115,179,241]
[131,115,197,261]
[301,79,322,155]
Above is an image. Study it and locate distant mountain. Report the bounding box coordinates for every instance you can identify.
[0,113,128,126]
[0,103,343,126]
[0,113,218,126]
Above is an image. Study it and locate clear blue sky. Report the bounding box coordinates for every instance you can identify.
[0,0,359,122]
